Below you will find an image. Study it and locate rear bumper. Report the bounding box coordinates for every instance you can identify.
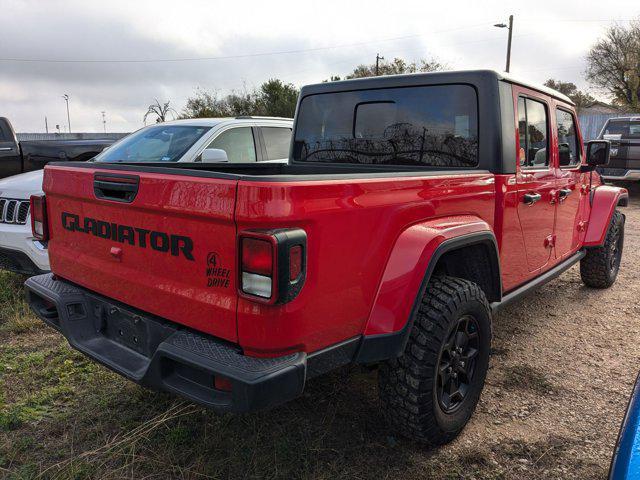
[24,273,308,412]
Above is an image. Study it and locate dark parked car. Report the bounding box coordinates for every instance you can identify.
[0,117,115,179]
[598,117,640,181]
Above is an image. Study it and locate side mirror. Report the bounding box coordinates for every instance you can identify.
[586,140,610,167]
[201,148,228,163]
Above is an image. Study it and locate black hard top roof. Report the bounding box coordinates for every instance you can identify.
[299,69,575,106]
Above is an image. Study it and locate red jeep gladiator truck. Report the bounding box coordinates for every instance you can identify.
[25,70,628,445]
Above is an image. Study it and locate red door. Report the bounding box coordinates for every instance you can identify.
[514,89,557,272]
[553,104,586,259]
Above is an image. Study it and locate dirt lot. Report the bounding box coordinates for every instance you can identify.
[1,187,639,479]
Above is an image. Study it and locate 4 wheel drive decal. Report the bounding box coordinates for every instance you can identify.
[206,251,231,288]
[61,212,195,261]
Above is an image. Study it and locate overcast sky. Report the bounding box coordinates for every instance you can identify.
[1,0,638,133]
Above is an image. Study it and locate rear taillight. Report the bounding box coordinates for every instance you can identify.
[241,237,274,299]
[239,229,307,304]
[30,195,48,241]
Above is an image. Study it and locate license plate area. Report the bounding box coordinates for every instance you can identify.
[107,308,148,355]
[85,295,174,357]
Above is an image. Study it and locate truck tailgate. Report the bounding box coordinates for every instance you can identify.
[43,165,238,342]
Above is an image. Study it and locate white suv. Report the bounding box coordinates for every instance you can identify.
[93,117,293,164]
[0,117,293,274]
[0,169,48,274]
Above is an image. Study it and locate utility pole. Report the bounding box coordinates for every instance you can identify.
[62,94,71,133]
[45,116,48,134]
[375,53,384,76]
[101,111,106,133]
[494,15,514,73]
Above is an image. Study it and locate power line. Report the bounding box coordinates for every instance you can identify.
[0,22,498,64]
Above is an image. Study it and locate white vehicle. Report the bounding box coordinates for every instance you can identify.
[0,117,293,274]
[93,117,293,164]
[0,170,48,274]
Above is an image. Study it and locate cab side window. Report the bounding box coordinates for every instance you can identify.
[517,97,549,169]
[206,127,257,163]
[261,127,291,160]
[556,109,580,167]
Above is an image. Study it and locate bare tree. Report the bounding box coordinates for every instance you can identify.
[143,99,177,124]
[586,20,640,110]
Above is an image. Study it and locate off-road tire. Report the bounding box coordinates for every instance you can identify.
[378,276,492,445]
[581,210,625,289]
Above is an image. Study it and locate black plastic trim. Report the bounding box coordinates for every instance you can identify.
[498,80,517,174]
[272,228,307,304]
[354,232,501,364]
[48,161,491,182]
[306,336,360,379]
[618,193,629,207]
[490,250,585,313]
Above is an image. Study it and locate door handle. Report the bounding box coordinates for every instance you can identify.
[522,193,542,205]
[558,188,572,202]
[0,147,13,152]
[94,174,139,203]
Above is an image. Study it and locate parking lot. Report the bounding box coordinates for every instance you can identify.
[0,185,638,479]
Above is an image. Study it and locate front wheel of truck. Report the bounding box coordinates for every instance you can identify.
[378,276,492,446]
[581,210,625,289]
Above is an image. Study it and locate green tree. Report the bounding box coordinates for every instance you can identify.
[328,57,446,81]
[586,20,640,110]
[182,80,299,119]
[543,79,596,113]
[181,88,259,118]
[257,79,299,117]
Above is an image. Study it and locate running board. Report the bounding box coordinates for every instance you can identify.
[491,250,586,313]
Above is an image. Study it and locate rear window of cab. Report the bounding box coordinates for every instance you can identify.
[293,84,479,168]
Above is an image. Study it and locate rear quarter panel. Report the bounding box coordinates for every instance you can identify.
[235,173,496,355]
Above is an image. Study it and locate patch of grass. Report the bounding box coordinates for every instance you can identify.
[0,271,41,335]
[0,342,104,430]
[501,364,556,394]
[6,462,38,480]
